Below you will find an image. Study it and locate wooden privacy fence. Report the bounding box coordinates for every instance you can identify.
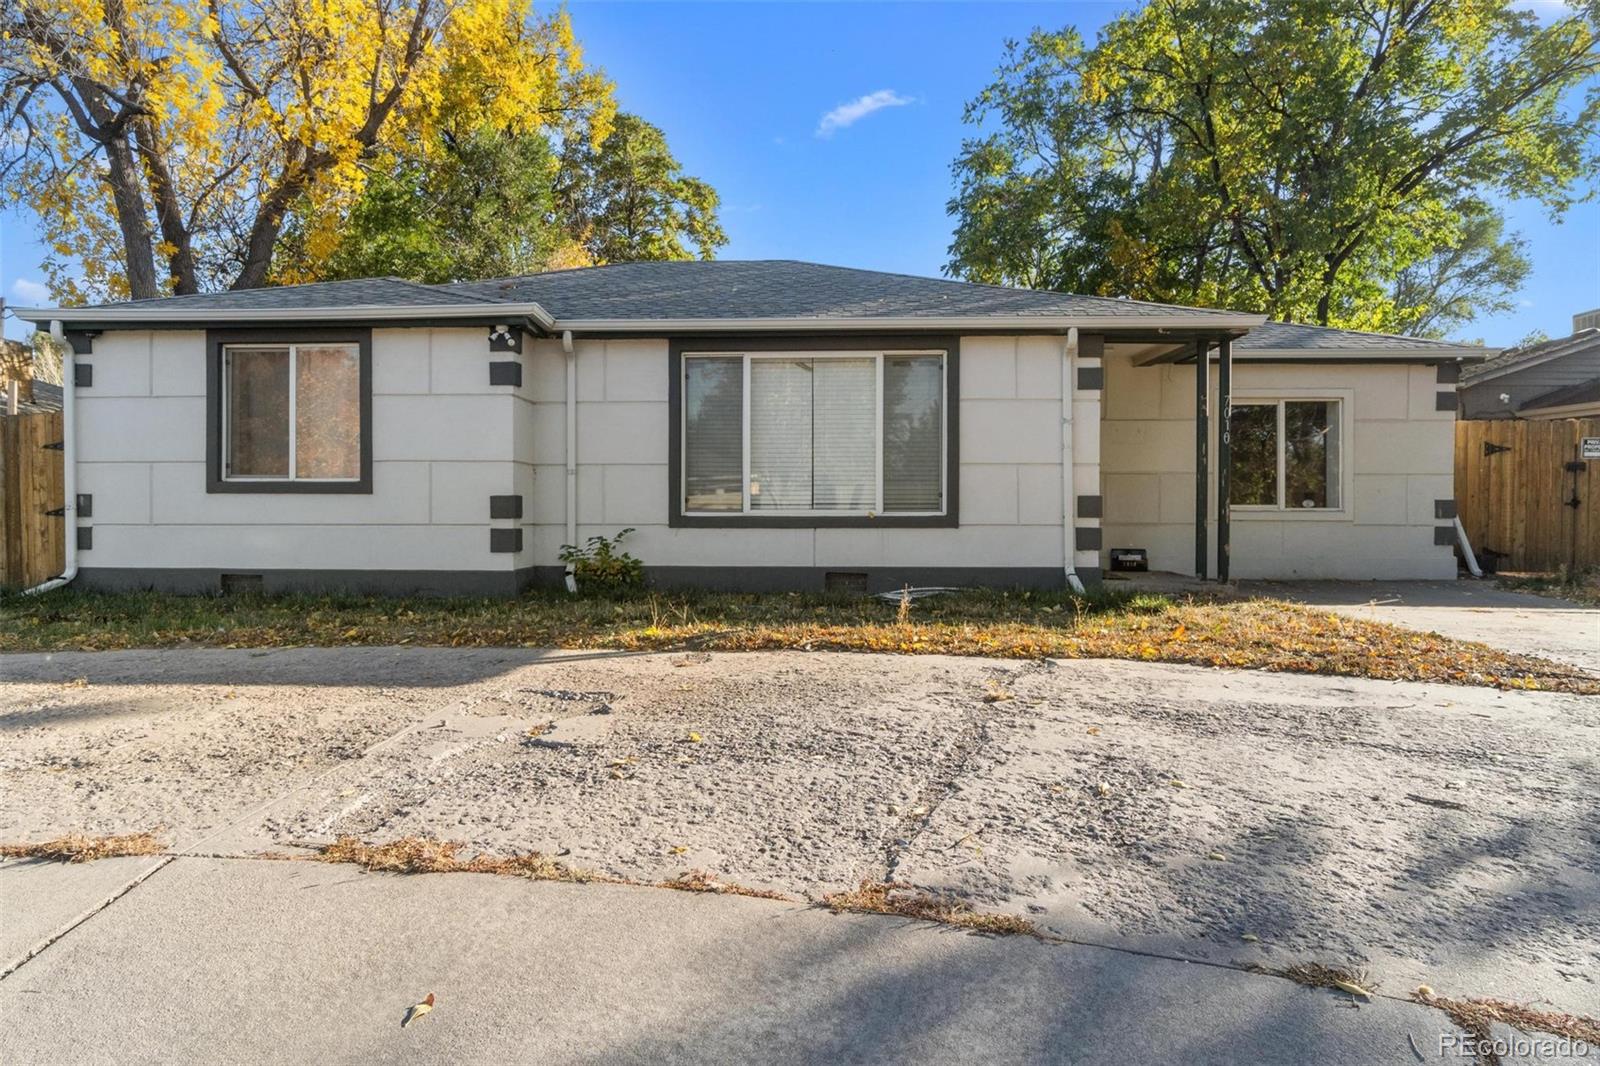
[0,411,65,590]
[1455,418,1600,573]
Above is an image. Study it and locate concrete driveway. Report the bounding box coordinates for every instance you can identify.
[1250,579,1600,673]
[4,644,1597,1046]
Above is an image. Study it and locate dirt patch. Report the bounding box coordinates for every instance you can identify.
[0,831,165,863]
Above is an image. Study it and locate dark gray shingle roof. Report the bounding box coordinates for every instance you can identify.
[446,260,1246,321]
[1460,328,1600,384]
[90,276,496,311]
[1234,320,1483,354]
[1519,376,1600,412]
[0,380,62,415]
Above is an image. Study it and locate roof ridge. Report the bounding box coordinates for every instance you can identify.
[383,277,511,304]
[1259,318,1481,348]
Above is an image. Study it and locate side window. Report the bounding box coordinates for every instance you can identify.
[1228,399,1342,510]
[209,332,371,494]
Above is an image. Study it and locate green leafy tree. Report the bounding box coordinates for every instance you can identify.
[555,112,727,263]
[948,0,1599,334]
[279,129,573,284]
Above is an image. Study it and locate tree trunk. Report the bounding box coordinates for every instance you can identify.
[134,118,199,295]
[102,134,160,300]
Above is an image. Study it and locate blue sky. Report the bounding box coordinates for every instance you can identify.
[3,0,1597,344]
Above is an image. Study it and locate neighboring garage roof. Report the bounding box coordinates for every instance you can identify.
[1460,327,1600,384]
[1233,320,1489,359]
[0,380,62,416]
[1519,376,1600,413]
[11,260,1263,333]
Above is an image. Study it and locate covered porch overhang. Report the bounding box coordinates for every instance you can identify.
[1098,329,1250,583]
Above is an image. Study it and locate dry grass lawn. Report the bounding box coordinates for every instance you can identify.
[2,586,1595,693]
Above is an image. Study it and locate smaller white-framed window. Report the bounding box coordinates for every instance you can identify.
[222,342,361,482]
[1228,398,1343,511]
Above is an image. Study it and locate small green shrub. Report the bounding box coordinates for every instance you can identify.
[559,528,644,591]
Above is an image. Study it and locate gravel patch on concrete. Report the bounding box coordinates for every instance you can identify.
[3,646,1597,1012]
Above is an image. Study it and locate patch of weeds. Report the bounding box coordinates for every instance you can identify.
[1498,568,1600,608]
[309,837,793,900]
[658,869,789,900]
[1412,986,1600,1066]
[314,836,592,882]
[1254,961,1377,1000]
[822,880,1043,938]
[0,831,165,863]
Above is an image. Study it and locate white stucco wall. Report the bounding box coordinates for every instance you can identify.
[1100,352,1458,579]
[521,334,1093,580]
[74,328,1094,588]
[76,328,531,577]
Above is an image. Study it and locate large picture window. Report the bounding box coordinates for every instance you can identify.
[1228,399,1342,510]
[208,331,371,494]
[680,349,948,520]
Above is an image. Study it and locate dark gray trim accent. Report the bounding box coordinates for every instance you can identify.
[1075,566,1104,586]
[78,564,1096,597]
[73,363,92,387]
[667,335,960,529]
[1436,362,1462,384]
[205,328,373,495]
[1434,525,1456,546]
[1076,366,1104,392]
[1216,335,1232,583]
[489,528,524,553]
[1435,390,1457,412]
[64,331,94,354]
[489,494,524,520]
[76,493,92,518]
[1076,494,1102,519]
[1194,341,1208,577]
[488,325,524,353]
[489,360,523,387]
[1075,526,1103,551]
[77,566,531,597]
[1434,499,1457,520]
[1078,334,1105,359]
[76,526,92,551]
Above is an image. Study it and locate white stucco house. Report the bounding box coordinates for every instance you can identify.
[13,261,1487,595]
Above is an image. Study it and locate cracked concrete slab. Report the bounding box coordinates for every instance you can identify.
[0,855,170,975]
[0,856,1487,1066]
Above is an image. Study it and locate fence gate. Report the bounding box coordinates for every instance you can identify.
[1455,418,1600,573]
[0,411,65,590]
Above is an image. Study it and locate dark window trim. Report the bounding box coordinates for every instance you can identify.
[206,327,373,495]
[667,334,960,529]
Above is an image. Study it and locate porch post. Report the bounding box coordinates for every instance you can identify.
[1216,335,1232,583]
[1194,338,1209,578]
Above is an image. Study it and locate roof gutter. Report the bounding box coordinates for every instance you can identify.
[12,302,557,333]
[554,314,1266,333]
[1242,347,1495,362]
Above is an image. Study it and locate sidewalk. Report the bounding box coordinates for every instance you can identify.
[0,854,1534,1066]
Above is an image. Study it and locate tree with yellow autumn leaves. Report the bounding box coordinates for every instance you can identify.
[2,0,723,302]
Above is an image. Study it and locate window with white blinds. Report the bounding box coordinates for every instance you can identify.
[682,351,946,516]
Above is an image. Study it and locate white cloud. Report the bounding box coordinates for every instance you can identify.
[9,277,49,305]
[816,89,913,138]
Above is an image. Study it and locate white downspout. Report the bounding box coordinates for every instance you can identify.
[1061,328,1085,595]
[22,321,78,595]
[562,329,578,594]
